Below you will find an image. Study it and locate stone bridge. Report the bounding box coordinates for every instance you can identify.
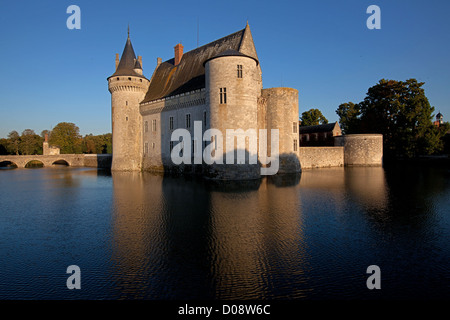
[0,154,112,168]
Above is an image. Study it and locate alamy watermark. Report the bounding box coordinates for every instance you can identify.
[66,265,81,289]
[366,265,381,289]
[170,121,280,175]
[367,5,381,29]
[66,5,81,30]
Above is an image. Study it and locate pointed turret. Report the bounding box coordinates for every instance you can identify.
[110,30,146,79]
[238,22,259,63]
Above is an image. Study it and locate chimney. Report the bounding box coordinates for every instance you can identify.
[44,133,48,142]
[115,53,119,70]
[157,57,162,66]
[174,43,184,66]
[138,55,142,69]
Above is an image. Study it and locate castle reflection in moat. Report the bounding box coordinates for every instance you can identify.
[109,166,393,299]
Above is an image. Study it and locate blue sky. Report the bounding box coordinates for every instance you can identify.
[0,0,449,138]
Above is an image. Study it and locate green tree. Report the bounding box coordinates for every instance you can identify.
[49,122,82,154]
[82,134,97,154]
[7,130,20,155]
[81,133,112,154]
[300,108,329,126]
[336,102,361,134]
[336,79,445,158]
[19,129,43,155]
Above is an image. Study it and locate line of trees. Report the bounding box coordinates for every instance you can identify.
[0,122,111,155]
[336,78,450,158]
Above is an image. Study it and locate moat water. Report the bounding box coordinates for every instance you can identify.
[0,164,449,300]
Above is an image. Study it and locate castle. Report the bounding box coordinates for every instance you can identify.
[107,24,301,179]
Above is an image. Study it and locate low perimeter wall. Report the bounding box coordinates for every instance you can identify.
[334,134,383,166]
[299,147,344,169]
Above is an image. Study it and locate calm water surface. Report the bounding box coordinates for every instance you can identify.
[0,165,449,300]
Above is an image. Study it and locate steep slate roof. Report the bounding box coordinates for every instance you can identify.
[142,24,259,104]
[110,35,146,79]
[299,122,340,134]
[203,49,259,66]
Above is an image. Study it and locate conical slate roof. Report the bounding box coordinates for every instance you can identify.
[110,35,146,79]
[203,49,259,66]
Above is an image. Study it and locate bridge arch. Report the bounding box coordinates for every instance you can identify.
[52,159,70,166]
[0,160,19,169]
[24,160,44,168]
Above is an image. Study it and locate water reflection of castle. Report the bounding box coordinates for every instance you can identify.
[109,167,388,298]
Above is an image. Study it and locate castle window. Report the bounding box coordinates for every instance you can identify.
[144,142,148,155]
[144,121,148,133]
[126,101,128,106]
[126,117,128,121]
[128,77,131,81]
[186,114,191,129]
[293,122,297,133]
[237,65,243,78]
[169,116,174,130]
[152,119,157,132]
[152,142,155,149]
[117,77,119,80]
[219,88,227,104]
[293,139,298,152]
[140,79,142,82]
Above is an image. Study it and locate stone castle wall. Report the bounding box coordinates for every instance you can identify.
[334,134,383,166]
[262,87,301,174]
[140,89,207,172]
[299,147,344,169]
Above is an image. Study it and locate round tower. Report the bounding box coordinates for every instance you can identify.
[107,32,149,171]
[262,87,301,173]
[204,50,260,179]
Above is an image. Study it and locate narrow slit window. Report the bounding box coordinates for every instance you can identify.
[186,114,191,129]
[144,121,148,133]
[237,65,243,78]
[219,88,227,104]
[169,116,174,130]
[294,139,298,152]
[293,122,297,133]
